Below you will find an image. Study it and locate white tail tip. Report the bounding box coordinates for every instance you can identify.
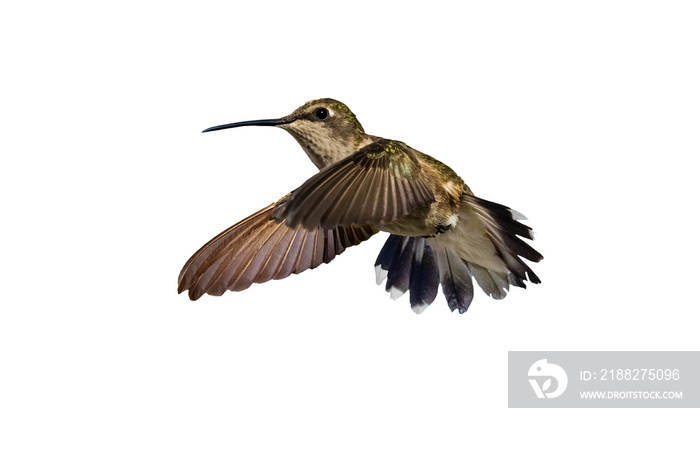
[411,302,429,314]
[509,208,528,221]
[375,265,388,285]
[389,286,406,300]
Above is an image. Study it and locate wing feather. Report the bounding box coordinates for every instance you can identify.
[273,140,434,230]
[178,199,379,300]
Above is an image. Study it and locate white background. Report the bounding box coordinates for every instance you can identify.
[2,1,699,464]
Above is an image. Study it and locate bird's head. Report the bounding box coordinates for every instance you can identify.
[203,98,368,169]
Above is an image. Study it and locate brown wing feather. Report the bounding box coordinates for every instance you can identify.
[272,140,435,230]
[178,199,378,300]
[457,194,543,286]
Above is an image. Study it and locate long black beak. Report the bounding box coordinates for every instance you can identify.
[202,117,291,133]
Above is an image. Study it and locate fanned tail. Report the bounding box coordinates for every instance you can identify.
[373,194,542,314]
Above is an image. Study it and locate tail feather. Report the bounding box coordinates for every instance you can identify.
[375,235,439,313]
[463,195,543,285]
[374,193,542,314]
[373,234,402,285]
[467,262,509,300]
[434,247,474,314]
[385,236,414,299]
[408,238,439,313]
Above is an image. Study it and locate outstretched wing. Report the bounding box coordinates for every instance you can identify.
[430,194,543,312]
[272,140,435,230]
[459,194,542,287]
[178,197,378,300]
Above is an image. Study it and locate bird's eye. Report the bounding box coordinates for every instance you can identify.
[315,108,329,120]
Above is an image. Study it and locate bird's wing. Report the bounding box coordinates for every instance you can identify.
[429,194,543,311]
[458,194,543,282]
[271,140,435,230]
[178,196,378,300]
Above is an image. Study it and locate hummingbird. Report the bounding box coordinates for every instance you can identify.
[178,98,542,313]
